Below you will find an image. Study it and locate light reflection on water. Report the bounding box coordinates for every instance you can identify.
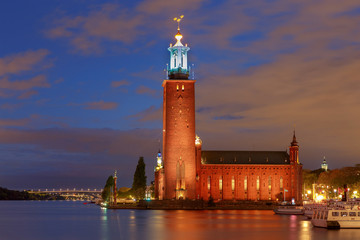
[0,201,359,240]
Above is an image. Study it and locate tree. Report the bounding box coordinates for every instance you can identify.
[131,157,147,200]
[101,175,114,202]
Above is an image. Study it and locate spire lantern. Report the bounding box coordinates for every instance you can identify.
[167,15,190,80]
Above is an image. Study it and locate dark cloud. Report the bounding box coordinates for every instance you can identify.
[213,115,244,120]
[0,127,161,188]
[0,49,50,76]
[111,80,130,88]
[136,85,159,97]
[46,4,143,53]
[128,105,162,122]
[84,100,118,110]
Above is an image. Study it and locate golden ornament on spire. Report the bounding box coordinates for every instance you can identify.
[173,15,184,45]
[173,15,184,30]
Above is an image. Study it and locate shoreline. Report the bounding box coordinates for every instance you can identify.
[105,200,289,210]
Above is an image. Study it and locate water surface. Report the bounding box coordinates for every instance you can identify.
[0,201,359,240]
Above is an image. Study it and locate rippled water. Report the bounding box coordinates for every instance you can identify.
[0,201,359,240]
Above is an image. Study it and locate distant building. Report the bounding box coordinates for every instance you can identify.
[154,22,302,202]
[321,157,328,171]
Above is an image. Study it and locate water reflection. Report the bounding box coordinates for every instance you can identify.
[0,202,358,240]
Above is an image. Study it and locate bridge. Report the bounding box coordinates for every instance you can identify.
[27,188,103,201]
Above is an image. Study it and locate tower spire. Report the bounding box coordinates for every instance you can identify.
[291,129,298,146]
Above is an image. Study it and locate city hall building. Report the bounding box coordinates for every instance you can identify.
[154,23,302,202]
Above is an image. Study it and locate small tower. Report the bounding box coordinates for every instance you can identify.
[321,156,328,171]
[289,130,299,164]
[154,150,164,200]
[195,135,202,199]
[162,16,197,200]
[288,130,302,202]
[113,170,117,205]
[155,150,163,171]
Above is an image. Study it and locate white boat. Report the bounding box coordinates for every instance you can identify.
[274,206,304,215]
[311,206,360,229]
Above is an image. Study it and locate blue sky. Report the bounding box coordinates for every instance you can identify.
[1,0,360,189]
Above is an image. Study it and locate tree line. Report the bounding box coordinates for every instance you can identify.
[303,164,360,198]
[102,156,147,202]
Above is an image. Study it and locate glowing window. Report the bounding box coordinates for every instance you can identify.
[182,85,184,91]
[244,176,248,191]
[231,176,235,191]
[219,176,223,191]
[280,177,283,190]
[268,176,272,191]
[176,85,179,91]
[256,176,260,191]
[207,176,211,190]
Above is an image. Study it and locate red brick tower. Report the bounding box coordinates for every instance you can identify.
[289,131,303,202]
[162,17,196,199]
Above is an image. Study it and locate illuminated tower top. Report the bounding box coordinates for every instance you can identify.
[155,150,163,171]
[167,15,190,80]
[321,156,328,171]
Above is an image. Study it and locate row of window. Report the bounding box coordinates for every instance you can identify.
[176,85,185,91]
[207,176,284,191]
[332,212,360,217]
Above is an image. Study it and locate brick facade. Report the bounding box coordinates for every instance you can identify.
[162,80,196,200]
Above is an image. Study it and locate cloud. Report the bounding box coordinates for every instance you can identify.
[0,75,49,91]
[213,115,244,120]
[0,103,23,110]
[0,49,50,76]
[17,90,39,99]
[128,105,162,122]
[137,0,205,14]
[84,100,118,110]
[0,50,51,99]
[0,118,30,127]
[136,85,159,97]
[0,127,161,188]
[111,80,130,88]
[46,4,143,53]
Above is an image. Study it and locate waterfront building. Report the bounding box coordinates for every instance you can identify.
[155,20,302,202]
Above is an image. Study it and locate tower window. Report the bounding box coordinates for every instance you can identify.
[182,85,184,91]
[176,85,179,91]
[256,176,260,191]
[280,176,283,190]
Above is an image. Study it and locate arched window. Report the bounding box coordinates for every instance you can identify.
[207,176,211,191]
[244,176,248,191]
[231,176,235,191]
[256,176,260,191]
[268,176,272,191]
[219,176,223,191]
[280,176,283,190]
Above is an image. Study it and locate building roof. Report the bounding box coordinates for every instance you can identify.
[201,150,290,165]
